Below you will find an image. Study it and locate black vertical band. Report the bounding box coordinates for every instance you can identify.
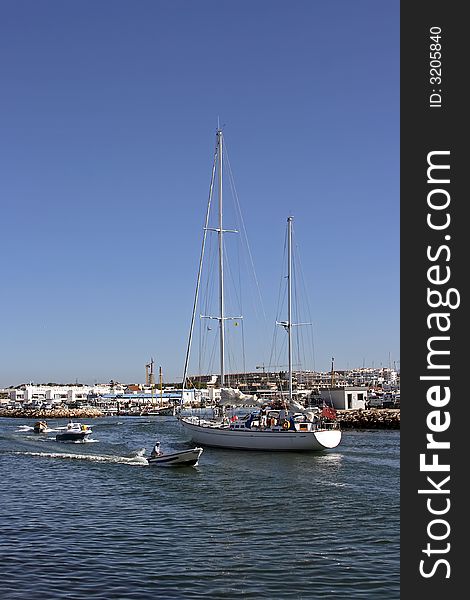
[401,2,465,596]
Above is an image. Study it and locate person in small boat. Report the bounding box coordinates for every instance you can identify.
[150,441,162,458]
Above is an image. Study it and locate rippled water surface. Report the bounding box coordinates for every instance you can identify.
[0,416,399,599]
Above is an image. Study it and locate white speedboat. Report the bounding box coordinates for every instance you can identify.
[56,421,92,442]
[147,447,203,467]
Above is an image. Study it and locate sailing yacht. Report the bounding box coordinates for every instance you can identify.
[178,128,341,451]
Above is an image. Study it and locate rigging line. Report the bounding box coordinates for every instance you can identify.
[268,225,288,371]
[241,318,247,382]
[199,301,214,378]
[293,222,317,371]
[198,324,218,377]
[226,335,237,382]
[206,330,218,379]
[224,141,268,327]
[294,254,310,373]
[295,243,312,371]
[268,302,286,373]
[237,238,248,380]
[223,237,242,316]
[200,221,219,373]
[224,140,268,376]
[198,314,202,377]
[200,300,214,374]
[224,236,248,379]
[267,317,279,373]
[274,334,287,374]
[292,247,304,370]
[182,139,218,389]
[202,236,216,320]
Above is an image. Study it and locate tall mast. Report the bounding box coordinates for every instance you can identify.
[217,128,225,387]
[184,127,239,398]
[182,138,218,393]
[287,216,293,401]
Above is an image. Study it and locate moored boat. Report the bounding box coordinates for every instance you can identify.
[179,129,341,452]
[180,410,340,451]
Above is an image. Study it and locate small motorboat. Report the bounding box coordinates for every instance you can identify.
[147,446,203,468]
[33,420,48,433]
[56,421,92,442]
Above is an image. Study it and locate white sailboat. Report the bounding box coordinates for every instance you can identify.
[179,128,341,451]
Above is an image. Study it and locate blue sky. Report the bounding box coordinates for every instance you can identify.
[0,0,399,387]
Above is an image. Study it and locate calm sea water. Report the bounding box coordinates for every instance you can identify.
[0,416,399,599]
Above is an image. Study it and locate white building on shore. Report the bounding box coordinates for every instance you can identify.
[318,386,367,410]
[6,383,126,407]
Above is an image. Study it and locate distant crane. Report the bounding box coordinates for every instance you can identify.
[145,358,155,386]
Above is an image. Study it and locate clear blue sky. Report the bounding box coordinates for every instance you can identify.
[0,0,399,387]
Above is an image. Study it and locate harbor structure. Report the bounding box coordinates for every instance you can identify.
[1,366,399,412]
[317,386,367,410]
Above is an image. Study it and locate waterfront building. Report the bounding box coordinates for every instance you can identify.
[318,386,368,410]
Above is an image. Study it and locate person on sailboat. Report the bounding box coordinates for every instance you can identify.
[151,441,162,458]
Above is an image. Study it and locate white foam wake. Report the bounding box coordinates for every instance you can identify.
[13,450,149,466]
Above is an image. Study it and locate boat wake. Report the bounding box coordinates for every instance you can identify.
[129,447,147,458]
[17,425,64,433]
[11,450,149,466]
[49,436,100,443]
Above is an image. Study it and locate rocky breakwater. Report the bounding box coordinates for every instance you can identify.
[0,407,103,419]
[337,408,400,430]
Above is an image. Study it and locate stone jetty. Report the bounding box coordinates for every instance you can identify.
[0,407,103,419]
[1,406,400,429]
[337,408,400,430]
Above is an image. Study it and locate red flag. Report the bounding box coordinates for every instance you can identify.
[321,406,337,419]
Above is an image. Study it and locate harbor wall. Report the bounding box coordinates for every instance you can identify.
[0,407,103,419]
[337,408,400,429]
[1,407,400,429]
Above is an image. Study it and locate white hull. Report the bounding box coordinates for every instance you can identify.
[147,447,203,467]
[179,418,341,451]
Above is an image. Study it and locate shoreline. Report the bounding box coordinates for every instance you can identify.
[0,407,400,429]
